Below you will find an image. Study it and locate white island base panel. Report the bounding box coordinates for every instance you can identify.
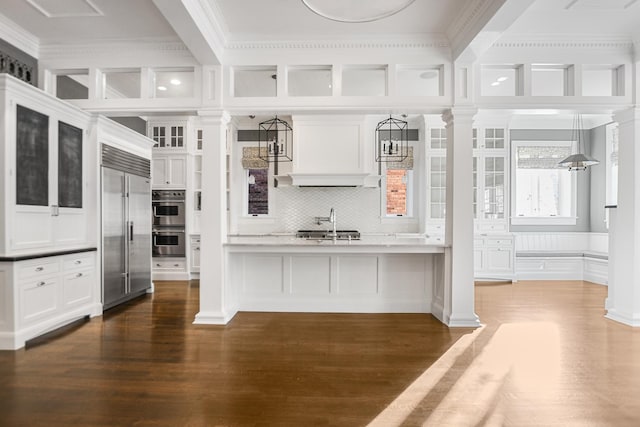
[227,252,436,313]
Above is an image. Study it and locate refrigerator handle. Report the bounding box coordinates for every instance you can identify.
[130,222,134,241]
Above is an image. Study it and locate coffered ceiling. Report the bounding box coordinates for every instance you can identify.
[0,0,638,63]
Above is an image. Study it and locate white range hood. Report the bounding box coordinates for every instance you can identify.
[283,115,379,187]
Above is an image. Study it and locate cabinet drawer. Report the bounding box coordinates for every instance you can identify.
[63,254,95,271]
[20,278,59,326]
[486,238,513,247]
[476,223,508,233]
[153,260,186,270]
[18,260,59,280]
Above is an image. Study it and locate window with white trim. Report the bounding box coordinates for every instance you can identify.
[247,168,269,216]
[511,141,576,225]
[381,143,416,218]
[384,168,414,217]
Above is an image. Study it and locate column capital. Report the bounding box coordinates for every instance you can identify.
[197,109,231,126]
[441,107,478,126]
[614,107,640,126]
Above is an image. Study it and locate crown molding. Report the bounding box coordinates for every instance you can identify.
[39,38,194,59]
[225,35,450,51]
[492,34,634,50]
[0,12,40,58]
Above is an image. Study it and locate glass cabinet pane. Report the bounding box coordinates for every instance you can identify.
[483,156,505,219]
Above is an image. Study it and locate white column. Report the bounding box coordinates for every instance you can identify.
[193,110,235,324]
[607,107,640,326]
[433,107,480,327]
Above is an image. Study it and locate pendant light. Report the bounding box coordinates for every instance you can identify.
[376,115,409,162]
[558,114,599,171]
[257,115,293,163]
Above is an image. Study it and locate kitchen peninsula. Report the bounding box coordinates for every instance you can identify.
[224,233,446,315]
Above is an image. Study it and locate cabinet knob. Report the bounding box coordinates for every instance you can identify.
[35,266,44,272]
[156,263,161,267]
[174,264,179,267]
[37,281,46,287]
[76,273,83,278]
[75,260,82,264]
[195,247,200,250]
[166,181,170,184]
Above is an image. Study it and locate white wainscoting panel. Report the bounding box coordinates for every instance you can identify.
[336,256,378,295]
[290,255,331,295]
[242,255,284,294]
[584,258,608,285]
[232,252,432,313]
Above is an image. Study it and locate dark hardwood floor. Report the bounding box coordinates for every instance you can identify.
[1,280,639,426]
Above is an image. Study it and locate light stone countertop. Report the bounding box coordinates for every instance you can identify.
[225,233,447,254]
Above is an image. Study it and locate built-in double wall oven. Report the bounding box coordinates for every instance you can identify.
[152,190,185,257]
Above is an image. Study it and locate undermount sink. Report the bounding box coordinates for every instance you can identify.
[296,230,361,240]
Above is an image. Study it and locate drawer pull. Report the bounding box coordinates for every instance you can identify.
[195,247,200,250]
[35,266,44,272]
[174,264,179,267]
[37,281,46,287]
[76,273,83,278]
[75,260,82,265]
[156,263,161,267]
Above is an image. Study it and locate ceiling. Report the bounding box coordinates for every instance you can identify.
[213,0,468,41]
[0,0,638,54]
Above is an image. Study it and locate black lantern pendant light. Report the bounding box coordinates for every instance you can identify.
[376,115,409,162]
[558,114,599,171]
[257,115,293,163]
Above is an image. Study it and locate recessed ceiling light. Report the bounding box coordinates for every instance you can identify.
[170,79,181,85]
[491,82,500,86]
[497,76,508,82]
[157,86,167,91]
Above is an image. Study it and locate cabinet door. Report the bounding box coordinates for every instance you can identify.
[168,157,187,187]
[20,277,58,326]
[486,247,513,272]
[152,158,168,187]
[191,243,201,272]
[62,269,93,309]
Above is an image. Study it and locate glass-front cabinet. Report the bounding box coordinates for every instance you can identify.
[473,128,508,233]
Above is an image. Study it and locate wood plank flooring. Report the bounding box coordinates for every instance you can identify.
[1,280,639,426]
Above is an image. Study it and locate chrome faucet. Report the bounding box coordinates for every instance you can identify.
[315,208,337,238]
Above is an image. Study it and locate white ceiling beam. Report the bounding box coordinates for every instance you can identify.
[152,0,226,65]
[448,0,536,63]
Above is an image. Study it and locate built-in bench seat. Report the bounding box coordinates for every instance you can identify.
[516,250,608,260]
[514,233,608,285]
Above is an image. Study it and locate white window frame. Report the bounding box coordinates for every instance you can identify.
[510,140,577,226]
[380,142,418,224]
[235,141,276,221]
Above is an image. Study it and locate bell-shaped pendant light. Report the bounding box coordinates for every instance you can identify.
[558,114,599,171]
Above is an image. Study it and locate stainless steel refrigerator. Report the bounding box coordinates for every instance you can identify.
[102,146,152,310]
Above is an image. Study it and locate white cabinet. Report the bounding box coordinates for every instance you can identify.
[0,75,91,254]
[190,236,201,273]
[0,250,100,350]
[152,155,187,188]
[474,234,514,280]
[425,128,447,233]
[148,122,187,150]
[152,257,189,281]
[473,128,508,233]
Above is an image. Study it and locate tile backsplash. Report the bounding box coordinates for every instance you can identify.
[237,186,419,234]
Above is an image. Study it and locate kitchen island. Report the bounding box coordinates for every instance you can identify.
[224,234,446,314]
